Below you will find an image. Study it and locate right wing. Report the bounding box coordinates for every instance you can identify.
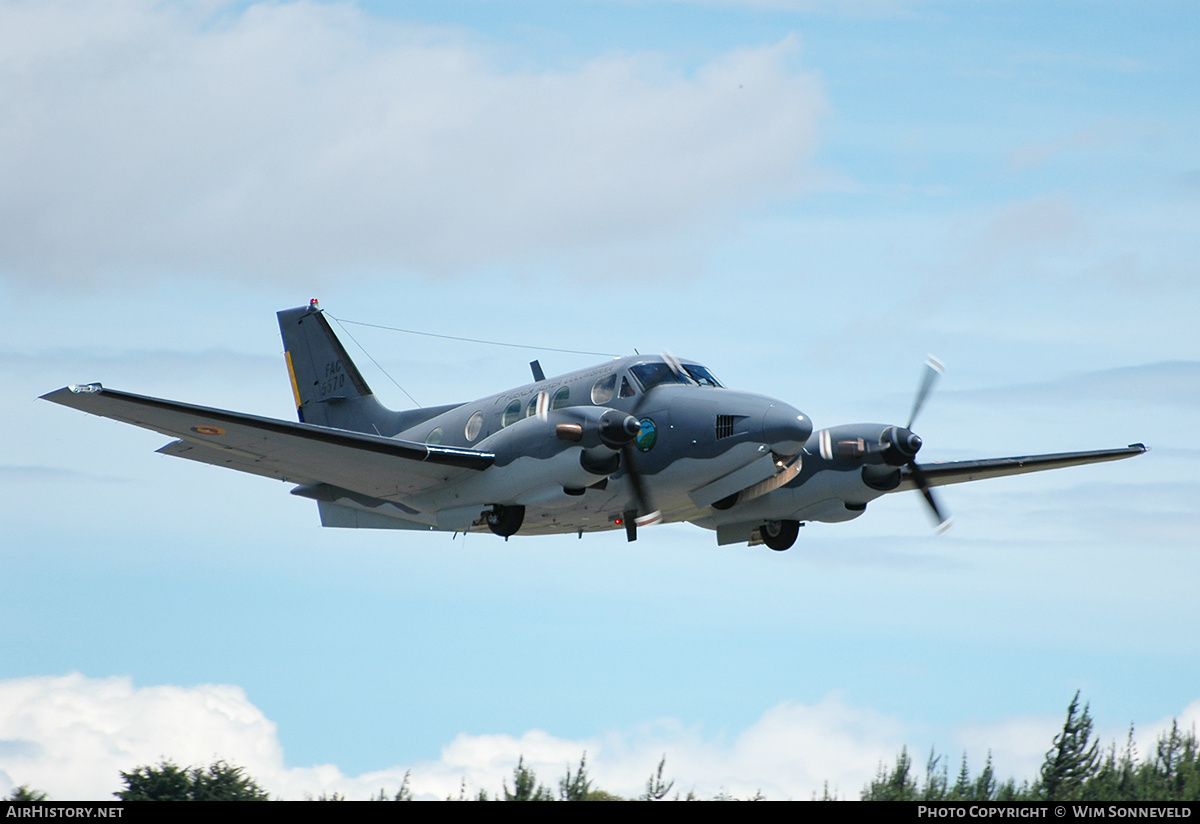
[41,384,492,501]
[896,444,1147,491]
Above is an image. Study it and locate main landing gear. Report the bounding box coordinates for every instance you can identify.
[486,504,525,538]
[761,519,800,551]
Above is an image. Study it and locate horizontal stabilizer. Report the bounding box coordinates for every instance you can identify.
[317,500,439,531]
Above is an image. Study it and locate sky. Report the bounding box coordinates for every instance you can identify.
[2,0,1198,801]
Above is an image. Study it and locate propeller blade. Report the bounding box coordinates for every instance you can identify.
[662,350,686,381]
[906,355,944,430]
[620,443,657,541]
[907,461,953,534]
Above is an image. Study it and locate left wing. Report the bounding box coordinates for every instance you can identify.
[41,384,493,501]
[896,443,1147,491]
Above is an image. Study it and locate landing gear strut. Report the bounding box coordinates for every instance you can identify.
[486,504,525,538]
[761,519,800,551]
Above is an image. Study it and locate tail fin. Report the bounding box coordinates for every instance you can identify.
[277,302,401,434]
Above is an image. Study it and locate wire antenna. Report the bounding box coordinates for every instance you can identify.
[327,315,422,407]
[328,314,618,358]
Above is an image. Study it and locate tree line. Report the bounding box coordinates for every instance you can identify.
[7,692,1198,801]
[861,692,1199,802]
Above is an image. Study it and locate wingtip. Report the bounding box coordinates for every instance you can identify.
[40,383,104,402]
[1128,442,1148,453]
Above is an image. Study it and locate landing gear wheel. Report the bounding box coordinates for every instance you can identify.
[486,504,525,538]
[761,519,799,551]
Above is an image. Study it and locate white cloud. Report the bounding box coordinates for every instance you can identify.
[0,673,900,800]
[10,674,1189,800]
[0,676,902,801]
[410,697,906,800]
[0,673,284,801]
[0,0,824,288]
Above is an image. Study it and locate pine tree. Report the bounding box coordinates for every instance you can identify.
[7,786,48,802]
[642,755,675,801]
[863,746,918,800]
[921,747,949,800]
[1039,691,1100,800]
[116,760,269,801]
[503,756,552,801]
[973,751,998,801]
[559,753,592,801]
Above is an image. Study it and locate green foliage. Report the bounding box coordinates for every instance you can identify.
[104,694,1196,803]
[921,747,950,801]
[115,759,269,801]
[860,693,1200,802]
[372,771,412,801]
[559,753,592,801]
[7,785,48,802]
[1038,691,1100,800]
[813,781,838,801]
[584,788,626,801]
[712,787,765,800]
[503,756,553,801]
[642,755,675,801]
[863,746,918,800]
[116,761,192,801]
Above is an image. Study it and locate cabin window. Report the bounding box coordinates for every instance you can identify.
[550,386,570,410]
[502,400,522,427]
[465,411,484,441]
[590,374,616,405]
[425,427,443,445]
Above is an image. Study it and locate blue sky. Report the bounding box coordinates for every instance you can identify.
[2,0,1197,800]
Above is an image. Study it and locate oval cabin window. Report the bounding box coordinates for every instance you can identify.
[591,374,616,405]
[465,411,484,441]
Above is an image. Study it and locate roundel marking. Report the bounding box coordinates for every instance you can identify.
[635,417,657,452]
[191,425,225,436]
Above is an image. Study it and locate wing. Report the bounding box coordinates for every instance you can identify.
[896,443,1147,491]
[41,384,493,500]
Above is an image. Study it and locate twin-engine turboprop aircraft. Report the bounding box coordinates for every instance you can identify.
[42,301,1146,549]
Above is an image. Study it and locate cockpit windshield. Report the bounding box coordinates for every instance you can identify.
[629,362,692,392]
[683,364,723,388]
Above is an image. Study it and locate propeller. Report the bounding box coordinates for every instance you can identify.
[620,443,658,541]
[907,355,944,430]
[900,355,952,533]
[616,361,676,541]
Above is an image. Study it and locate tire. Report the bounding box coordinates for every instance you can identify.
[761,519,799,551]
[486,504,525,537]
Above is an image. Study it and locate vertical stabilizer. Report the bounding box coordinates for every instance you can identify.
[277,302,400,434]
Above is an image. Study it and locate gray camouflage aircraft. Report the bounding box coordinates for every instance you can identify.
[42,301,1146,549]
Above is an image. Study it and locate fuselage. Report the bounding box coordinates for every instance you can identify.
[388,355,812,535]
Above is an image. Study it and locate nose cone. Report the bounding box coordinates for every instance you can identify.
[762,403,812,457]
